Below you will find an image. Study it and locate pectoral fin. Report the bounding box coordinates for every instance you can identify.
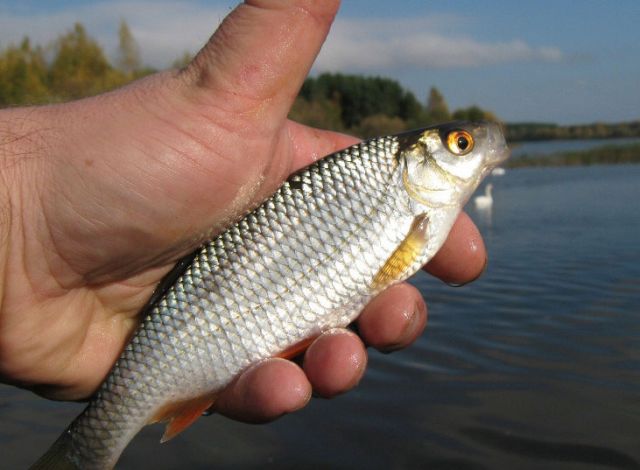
[373,214,429,289]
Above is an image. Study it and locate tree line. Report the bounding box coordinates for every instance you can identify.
[507,143,640,168]
[2,21,638,142]
[0,21,189,106]
[290,74,498,138]
[505,121,640,142]
[0,21,496,137]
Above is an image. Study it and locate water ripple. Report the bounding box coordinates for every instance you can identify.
[461,427,640,469]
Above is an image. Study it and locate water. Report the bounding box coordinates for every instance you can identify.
[2,165,640,469]
[510,137,640,159]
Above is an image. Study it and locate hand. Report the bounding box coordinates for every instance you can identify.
[0,0,486,422]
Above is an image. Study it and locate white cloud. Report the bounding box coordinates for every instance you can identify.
[316,17,563,71]
[0,2,562,70]
[0,1,230,67]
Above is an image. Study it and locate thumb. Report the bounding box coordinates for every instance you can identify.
[184,0,340,124]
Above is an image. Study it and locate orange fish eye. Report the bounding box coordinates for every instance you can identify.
[446,130,474,156]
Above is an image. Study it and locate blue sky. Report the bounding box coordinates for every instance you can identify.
[1,0,639,124]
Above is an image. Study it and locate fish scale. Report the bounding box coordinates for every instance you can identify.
[33,122,509,469]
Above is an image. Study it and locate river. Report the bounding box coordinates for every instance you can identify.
[510,137,640,159]
[1,164,639,469]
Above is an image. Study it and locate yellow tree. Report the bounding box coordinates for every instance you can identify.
[172,51,193,70]
[452,105,499,123]
[117,19,141,77]
[0,38,49,106]
[48,23,126,100]
[425,87,450,123]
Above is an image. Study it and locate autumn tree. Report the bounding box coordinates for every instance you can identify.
[172,51,193,70]
[353,113,406,139]
[452,105,498,123]
[289,96,344,131]
[48,23,126,100]
[0,38,49,105]
[117,19,141,76]
[425,86,450,123]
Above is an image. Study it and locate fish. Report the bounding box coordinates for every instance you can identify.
[32,121,509,469]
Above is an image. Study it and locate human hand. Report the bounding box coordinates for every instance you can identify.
[0,0,486,422]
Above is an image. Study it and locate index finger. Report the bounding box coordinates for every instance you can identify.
[424,212,487,285]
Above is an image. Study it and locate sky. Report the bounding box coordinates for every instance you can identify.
[0,0,639,124]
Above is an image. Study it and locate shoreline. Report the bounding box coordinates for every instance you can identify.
[505,143,640,168]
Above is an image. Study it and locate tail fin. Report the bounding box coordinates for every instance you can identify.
[30,430,80,470]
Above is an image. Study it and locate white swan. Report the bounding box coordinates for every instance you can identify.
[474,183,493,210]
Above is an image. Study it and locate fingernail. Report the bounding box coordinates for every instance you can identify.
[446,255,489,287]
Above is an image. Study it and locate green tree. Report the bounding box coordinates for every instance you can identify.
[116,19,141,76]
[300,73,423,130]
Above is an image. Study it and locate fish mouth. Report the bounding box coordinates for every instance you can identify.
[487,143,511,166]
[484,122,510,165]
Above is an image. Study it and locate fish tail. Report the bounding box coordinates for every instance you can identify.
[30,429,80,470]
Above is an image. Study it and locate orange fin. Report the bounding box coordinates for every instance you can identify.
[373,213,429,289]
[277,336,317,359]
[149,395,216,443]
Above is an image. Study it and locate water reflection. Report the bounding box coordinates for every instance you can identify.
[461,427,640,469]
[472,203,492,227]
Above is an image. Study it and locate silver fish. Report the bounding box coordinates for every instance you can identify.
[33,121,509,469]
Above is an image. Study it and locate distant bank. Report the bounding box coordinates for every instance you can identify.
[506,142,640,168]
[505,121,640,142]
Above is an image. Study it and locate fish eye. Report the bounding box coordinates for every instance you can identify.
[446,130,474,156]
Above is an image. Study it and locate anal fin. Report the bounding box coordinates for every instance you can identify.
[277,336,318,360]
[149,395,217,443]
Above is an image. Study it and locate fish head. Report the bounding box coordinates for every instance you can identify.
[397,121,509,209]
